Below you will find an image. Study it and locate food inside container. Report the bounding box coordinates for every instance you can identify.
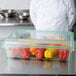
[2,30,74,61]
[5,47,70,60]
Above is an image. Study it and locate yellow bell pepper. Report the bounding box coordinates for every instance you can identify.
[48,48,58,55]
[44,48,57,59]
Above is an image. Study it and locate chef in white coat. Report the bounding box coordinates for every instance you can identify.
[30,0,76,31]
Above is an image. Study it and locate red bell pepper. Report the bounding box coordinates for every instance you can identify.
[19,36,23,39]
[35,48,44,59]
[59,49,70,60]
[21,48,30,58]
[11,48,21,57]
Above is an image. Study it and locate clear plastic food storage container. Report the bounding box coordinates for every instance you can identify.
[2,30,74,61]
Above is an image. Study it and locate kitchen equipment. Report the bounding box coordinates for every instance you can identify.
[2,30,74,61]
[15,10,29,20]
[0,10,17,18]
[0,14,4,19]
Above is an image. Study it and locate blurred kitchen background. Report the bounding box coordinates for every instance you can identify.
[0,0,30,9]
[0,0,76,41]
[0,0,32,41]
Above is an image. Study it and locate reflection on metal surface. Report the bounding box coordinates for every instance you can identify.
[30,60,44,68]
[0,17,33,26]
[6,58,73,74]
[43,61,53,70]
[59,61,68,68]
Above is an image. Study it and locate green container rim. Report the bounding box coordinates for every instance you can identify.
[2,29,74,51]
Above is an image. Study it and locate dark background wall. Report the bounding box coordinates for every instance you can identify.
[74,0,76,7]
[72,0,76,40]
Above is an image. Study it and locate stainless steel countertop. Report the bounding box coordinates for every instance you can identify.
[0,17,33,26]
[0,41,76,75]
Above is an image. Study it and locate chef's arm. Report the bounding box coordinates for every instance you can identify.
[30,0,37,26]
[68,0,76,30]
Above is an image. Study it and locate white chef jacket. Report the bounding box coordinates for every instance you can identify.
[30,0,76,31]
